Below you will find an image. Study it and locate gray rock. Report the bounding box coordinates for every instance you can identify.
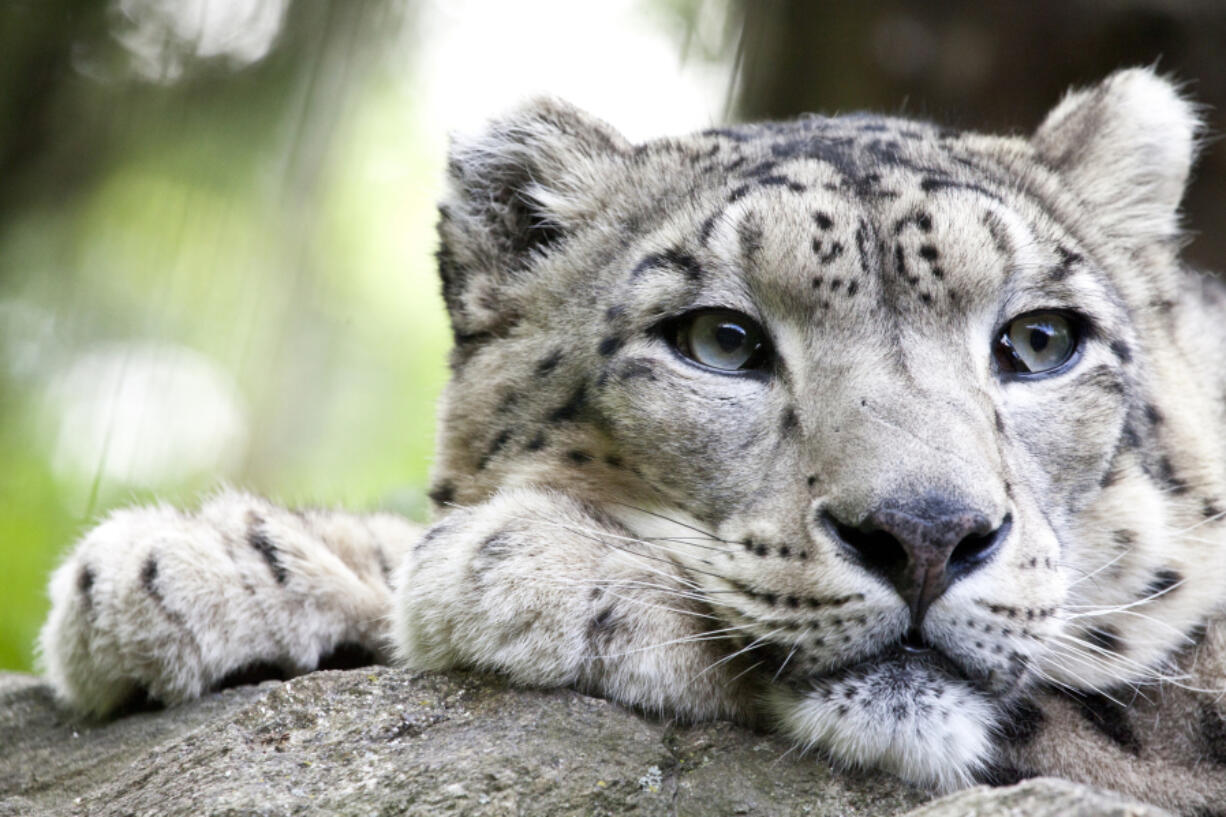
[0,669,1169,816]
[908,778,1171,817]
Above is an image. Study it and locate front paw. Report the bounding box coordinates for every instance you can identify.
[39,493,396,716]
[390,488,754,722]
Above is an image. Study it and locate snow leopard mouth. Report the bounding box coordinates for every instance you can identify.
[800,641,969,689]
[764,631,1023,700]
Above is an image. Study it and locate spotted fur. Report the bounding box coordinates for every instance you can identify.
[39,70,1226,814]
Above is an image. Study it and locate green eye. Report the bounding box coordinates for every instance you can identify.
[996,311,1079,375]
[674,310,770,372]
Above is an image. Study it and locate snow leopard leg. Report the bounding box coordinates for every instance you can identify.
[393,486,756,722]
[40,490,419,717]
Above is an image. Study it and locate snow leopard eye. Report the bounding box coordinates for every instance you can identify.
[995,311,1080,376]
[673,309,770,372]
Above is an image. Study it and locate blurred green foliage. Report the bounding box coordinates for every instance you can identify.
[0,0,451,672]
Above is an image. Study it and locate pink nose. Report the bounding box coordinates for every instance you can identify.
[824,500,1009,625]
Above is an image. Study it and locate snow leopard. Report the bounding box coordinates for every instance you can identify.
[38,69,1226,814]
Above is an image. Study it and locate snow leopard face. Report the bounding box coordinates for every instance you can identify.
[428,69,1226,788]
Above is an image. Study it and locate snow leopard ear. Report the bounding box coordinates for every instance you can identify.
[436,97,629,347]
[1032,68,1201,245]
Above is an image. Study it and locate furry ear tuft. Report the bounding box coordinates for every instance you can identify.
[1032,68,1201,245]
[436,98,628,346]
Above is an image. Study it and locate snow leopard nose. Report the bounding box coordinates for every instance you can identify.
[824,500,1010,625]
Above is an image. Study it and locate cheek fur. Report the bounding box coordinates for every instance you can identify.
[598,363,780,496]
[1003,380,1127,513]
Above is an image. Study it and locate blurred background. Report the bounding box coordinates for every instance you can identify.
[2,0,1225,673]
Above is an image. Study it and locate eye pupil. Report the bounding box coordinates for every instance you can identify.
[672,309,770,372]
[998,311,1079,377]
[1028,327,1049,352]
[715,323,746,353]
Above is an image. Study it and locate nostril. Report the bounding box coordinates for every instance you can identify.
[900,628,930,653]
[948,514,1011,578]
[823,503,1009,622]
[824,512,909,576]
[950,532,992,567]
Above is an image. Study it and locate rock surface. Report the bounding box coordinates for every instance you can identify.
[0,668,1170,816]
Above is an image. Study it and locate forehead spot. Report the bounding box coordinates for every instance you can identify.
[920,175,1001,202]
[814,240,844,264]
[892,210,934,235]
[759,174,807,194]
[630,248,705,282]
[854,221,873,276]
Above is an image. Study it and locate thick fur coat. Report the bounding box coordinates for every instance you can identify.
[40,70,1226,814]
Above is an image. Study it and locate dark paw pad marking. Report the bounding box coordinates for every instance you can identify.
[317,642,379,672]
[113,686,166,717]
[213,661,289,691]
[974,762,1039,786]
